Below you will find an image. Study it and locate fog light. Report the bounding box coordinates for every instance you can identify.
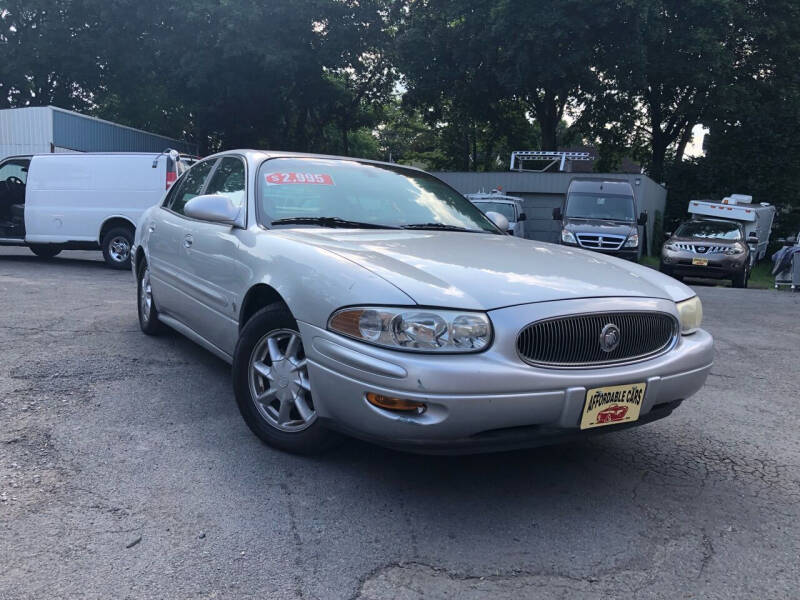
[366,393,426,414]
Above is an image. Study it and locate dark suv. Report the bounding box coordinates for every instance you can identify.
[660,219,750,288]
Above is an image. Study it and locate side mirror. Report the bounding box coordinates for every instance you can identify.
[518,212,527,222]
[552,207,563,221]
[485,211,510,232]
[638,211,648,226]
[184,194,242,226]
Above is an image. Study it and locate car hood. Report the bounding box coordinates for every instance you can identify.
[669,235,739,245]
[563,219,636,236]
[272,229,694,310]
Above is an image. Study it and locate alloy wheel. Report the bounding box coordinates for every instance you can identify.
[139,267,153,322]
[248,329,315,432]
[109,236,131,263]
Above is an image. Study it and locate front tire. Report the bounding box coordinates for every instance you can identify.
[137,259,164,335]
[732,268,748,288]
[29,245,62,259]
[232,304,340,455]
[102,226,134,270]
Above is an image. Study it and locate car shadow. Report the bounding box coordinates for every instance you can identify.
[0,253,110,270]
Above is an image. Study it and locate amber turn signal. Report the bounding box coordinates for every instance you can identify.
[366,393,426,414]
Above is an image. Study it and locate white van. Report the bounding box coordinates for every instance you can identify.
[0,151,195,268]
[465,189,527,237]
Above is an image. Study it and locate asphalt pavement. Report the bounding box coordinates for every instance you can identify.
[1,246,799,599]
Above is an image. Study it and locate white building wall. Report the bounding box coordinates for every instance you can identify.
[0,107,54,160]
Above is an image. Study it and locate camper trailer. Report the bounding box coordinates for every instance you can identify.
[687,194,775,263]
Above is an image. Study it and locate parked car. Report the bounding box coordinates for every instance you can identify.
[660,219,751,287]
[132,150,713,455]
[553,178,647,261]
[465,190,527,237]
[687,195,775,265]
[0,150,195,269]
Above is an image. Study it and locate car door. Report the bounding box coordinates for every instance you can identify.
[181,155,251,354]
[147,157,218,326]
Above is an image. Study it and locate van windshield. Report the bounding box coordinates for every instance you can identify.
[566,192,635,221]
[472,201,516,221]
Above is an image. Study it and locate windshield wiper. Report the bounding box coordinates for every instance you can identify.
[401,222,490,233]
[270,217,398,229]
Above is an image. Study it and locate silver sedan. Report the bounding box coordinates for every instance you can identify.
[132,150,713,454]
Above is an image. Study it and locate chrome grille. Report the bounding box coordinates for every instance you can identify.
[576,233,625,250]
[675,243,725,254]
[516,311,678,367]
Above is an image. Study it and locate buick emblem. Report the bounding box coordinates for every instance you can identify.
[599,323,620,353]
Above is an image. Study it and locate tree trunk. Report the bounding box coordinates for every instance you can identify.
[539,115,558,151]
[472,123,478,172]
[532,92,565,152]
[650,134,668,184]
[674,123,694,164]
[342,126,350,156]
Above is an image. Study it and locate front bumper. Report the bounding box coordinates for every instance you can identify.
[300,297,714,453]
[661,250,747,279]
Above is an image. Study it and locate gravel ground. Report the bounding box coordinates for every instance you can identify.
[1,246,799,600]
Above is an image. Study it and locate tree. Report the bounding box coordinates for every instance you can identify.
[586,0,744,182]
[0,1,100,109]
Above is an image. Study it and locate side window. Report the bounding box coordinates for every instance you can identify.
[0,158,31,184]
[162,172,185,208]
[205,157,246,210]
[167,159,216,215]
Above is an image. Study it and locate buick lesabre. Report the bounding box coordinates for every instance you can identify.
[132,151,713,454]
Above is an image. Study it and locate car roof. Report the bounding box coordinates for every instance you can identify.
[203,149,427,173]
[568,179,634,195]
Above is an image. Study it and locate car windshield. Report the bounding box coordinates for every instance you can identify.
[565,192,635,221]
[256,158,499,233]
[675,221,742,240]
[472,201,516,221]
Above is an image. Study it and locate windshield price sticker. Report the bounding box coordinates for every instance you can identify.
[265,172,334,186]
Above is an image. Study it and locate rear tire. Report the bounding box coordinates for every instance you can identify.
[29,245,62,259]
[137,259,164,335]
[102,226,134,270]
[232,303,340,455]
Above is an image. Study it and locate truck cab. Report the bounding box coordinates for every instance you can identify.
[553,179,646,261]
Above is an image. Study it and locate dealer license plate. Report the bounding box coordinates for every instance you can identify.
[692,258,709,266]
[580,383,647,430]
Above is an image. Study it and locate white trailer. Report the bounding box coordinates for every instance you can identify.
[688,194,775,262]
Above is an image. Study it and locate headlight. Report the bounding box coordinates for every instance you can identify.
[624,232,639,248]
[664,243,678,251]
[328,307,492,352]
[724,243,745,255]
[561,229,576,244]
[676,296,703,334]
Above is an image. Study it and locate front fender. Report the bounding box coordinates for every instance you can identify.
[238,230,415,328]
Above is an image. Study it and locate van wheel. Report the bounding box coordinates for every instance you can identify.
[102,227,134,270]
[29,245,62,259]
[232,303,341,455]
[137,259,164,335]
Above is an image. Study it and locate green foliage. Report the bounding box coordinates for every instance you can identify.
[0,0,798,227]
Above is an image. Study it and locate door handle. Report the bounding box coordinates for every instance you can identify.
[183,234,193,248]
[148,224,156,233]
